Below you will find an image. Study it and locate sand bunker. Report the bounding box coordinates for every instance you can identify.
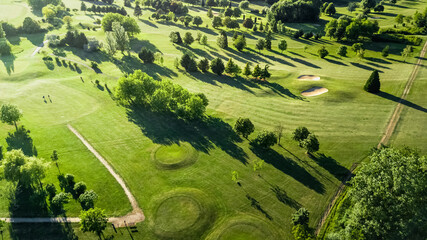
[301,87,328,96]
[298,75,320,81]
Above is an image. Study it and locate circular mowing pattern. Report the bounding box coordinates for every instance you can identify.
[206,215,282,240]
[152,142,198,170]
[152,189,216,240]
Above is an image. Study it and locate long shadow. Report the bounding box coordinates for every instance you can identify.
[271,185,301,209]
[311,153,351,181]
[139,19,158,28]
[246,194,272,220]
[325,58,347,66]
[250,146,325,194]
[287,56,321,69]
[9,222,77,240]
[130,38,159,53]
[350,62,383,72]
[0,54,16,75]
[6,126,37,156]
[187,71,258,93]
[112,55,177,80]
[365,57,392,65]
[365,61,390,69]
[127,107,248,164]
[257,81,304,100]
[377,91,427,113]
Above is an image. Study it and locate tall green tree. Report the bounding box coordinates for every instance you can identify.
[300,134,319,154]
[242,62,252,78]
[364,70,380,93]
[278,39,287,53]
[134,4,142,18]
[112,22,129,54]
[210,58,225,75]
[217,31,228,49]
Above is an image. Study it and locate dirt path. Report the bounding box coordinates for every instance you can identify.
[31,40,49,57]
[1,125,145,226]
[67,124,145,226]
[377,40,427,148]
[315,40,427,236]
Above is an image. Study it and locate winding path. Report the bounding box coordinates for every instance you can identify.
[316,40,427,236]
[1,125,145,227]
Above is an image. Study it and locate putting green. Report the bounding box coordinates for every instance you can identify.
[153,142,198,169]
[206,215,283,240]
[151,188,216,239]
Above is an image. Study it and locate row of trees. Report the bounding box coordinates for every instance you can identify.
[83,3,128,16]
[0,25,11,56]
[1,17,43,37]
[115,70,209,120]
[325,16,380,41]
[101,13,140,35]
[27,0,61,10]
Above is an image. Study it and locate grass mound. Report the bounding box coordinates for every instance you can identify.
[152,142,198,170]
[151,188,216,239]
[206,215,283,240]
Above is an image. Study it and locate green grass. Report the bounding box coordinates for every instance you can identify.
[153,142,199,169]
[0,0,426,239]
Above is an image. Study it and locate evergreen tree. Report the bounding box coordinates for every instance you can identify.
[256,39,265,52]
[134,4,142,18]
[210,57,225,75]
[259,22,264,31]
[364,70,381,93]
[318,46,329,58]
[207,7,213,18]
[337,45,347,56]
[242,62,251,78]
[180,53,197,72]
[259,65,271,80]
[81,2,87,12]
[233,35,246,51]
[252,64,262,79]
[217,31,228,49]
[278,39,287,53]
[252,23,257,32]
[325,3,336,16]
[0,25,5,38]
[224,58,241,76]
[265,31,272,50]
[198,58,210,72]
[138,47,155,63]
[382,45,389,58]
[183,32,194,45]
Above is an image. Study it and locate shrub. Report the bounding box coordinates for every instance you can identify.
[318,46,329,58]
[252,131,277,148]
[138,48,155,63]
[197,58,209,72]
[210,58,225,75]
[74,182,87,197]
[180,53,197,72]
[79,190,98,210]
[234,118,254,138]
[364,70,380,93]
[233,35,246,51]
[337,46,347,57]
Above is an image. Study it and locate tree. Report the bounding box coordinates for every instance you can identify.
[134,4,142,18]
[233,8,242,18]
[169,31,182,44]
[80,208,108,238]
[259,65,271,80]
[0,25,5,38]
[293,127,310,142]
[252,131,277,148]
[336,45,347,57]
[200,35,208,46]
[224,7,233,17]
[105,31,117,55]
[81,2,87,12]
[381,45,389,58]
[22,17,41,34]
[138,48,155,64]
[240,14,252,27]
[373,4,384,12]
[252,64,262,79]
[74,182,87,197]
[274,123,284,144]
[180,53,197,72]
[51,192,71,214]
[242,62,251,78]
[401,45,413,62]
[265,31,272,50]
[197,58,210,72]
[2,149,27,183]
[210,58,225,75]
[46,183,56,200]
[51,150,60,173]
[233,35,246,51]
[347,2,357,12]
[361,0,376,9]
[239,0,250,10]
[63,16,72,29]
[318,46,329,58]
[292,208,309,225]
[301,134,319,154]
[79,190,98,210]
[351,43,363,54]
[256,39,265,52]
[183,32,194,45]
[225,58,241,76]
[0,104,22,129]
[340,148,427,240]
[112,22,129,54]
[325,3,336,16]
[278,39,287,53]
[364,70,380,93]
[217,31,228,49]
[270,0,321,23]
[193,16,203,27]
[212,16,223,28]
[207,7,213,18]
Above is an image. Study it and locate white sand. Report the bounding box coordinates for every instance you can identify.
[301,87,328,96]
[298,75,320,81]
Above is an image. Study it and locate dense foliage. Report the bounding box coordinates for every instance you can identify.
[270,0,321,23]
[325,16,379,41]
[364,70,381,93]
[115,70,208,120]
[327,148,427,240]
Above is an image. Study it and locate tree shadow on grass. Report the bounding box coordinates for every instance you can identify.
[6,126,37,156]
[115,56,177,80]
[8,185,49,218]
[9,222,77,240]
[246,194,272,220]
[311,153,351,181]
[127,107,248,164]
[250,146,325,194]
[0,54,16,75]
[350,62,383,72]
[271,185,301,209]
[377,91,427,113]
[139,19,158,28]
[129,38,159,53]
[285,55,321,69]
[325,58,348,66]
[187,71,256,93]
[255,80,304,100]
